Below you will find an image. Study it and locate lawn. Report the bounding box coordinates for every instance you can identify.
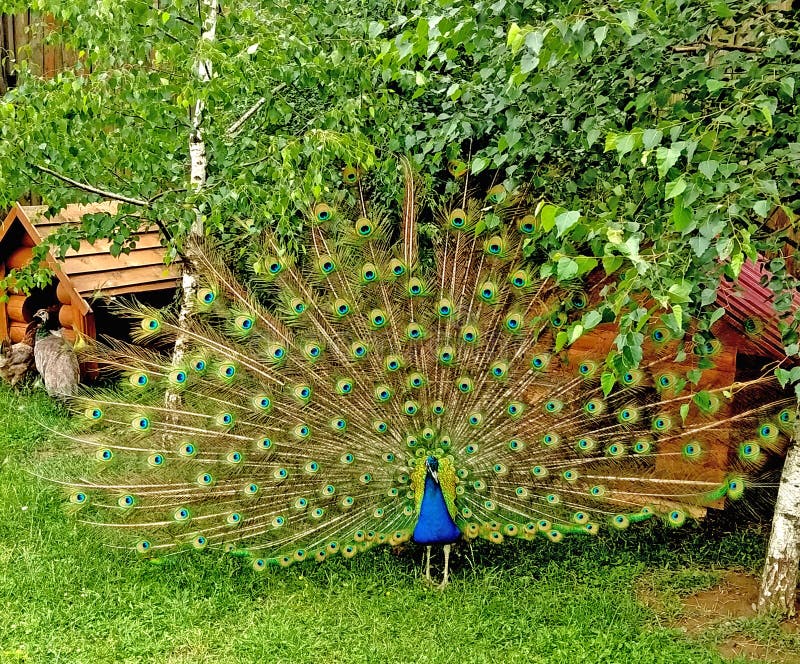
[0,383,796,664]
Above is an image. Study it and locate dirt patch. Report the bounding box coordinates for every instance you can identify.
[640,570,800,663]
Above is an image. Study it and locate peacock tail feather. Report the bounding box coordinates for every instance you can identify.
[61,166,793,569]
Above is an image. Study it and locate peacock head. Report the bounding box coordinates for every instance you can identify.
[425,456,440,483]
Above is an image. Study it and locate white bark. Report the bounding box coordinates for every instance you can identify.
[758,411,800,616]
[169,0,217,390]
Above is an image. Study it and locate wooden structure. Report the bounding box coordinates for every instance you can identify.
[0,11,77,94]
[0,202,180,345]
[564,260,798,514]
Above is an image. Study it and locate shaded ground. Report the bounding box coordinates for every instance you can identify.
[639,570,800,663]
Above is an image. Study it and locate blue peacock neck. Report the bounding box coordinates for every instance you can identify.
[412,456,462,545]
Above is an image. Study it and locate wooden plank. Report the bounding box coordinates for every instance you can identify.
[79,280,179,298]
[76,310,99,378]
[0,262,8,342]
[35,230,165,256]
[70,264,180,295]
[73,306,95,338]
[6,246,32,269]
[0,15,7,95]
[43,14,56,77]
[6,294,27,322]
[58,304,74,327]
[60,247,173,275]
[28,10,43,77]
[13,13,26,74]
[9,320,26,343]
[56,280,72,305]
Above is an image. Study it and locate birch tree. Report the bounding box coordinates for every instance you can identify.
[758,406,800,616]
[171,0,217,371]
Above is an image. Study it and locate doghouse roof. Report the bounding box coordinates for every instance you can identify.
[717,259,800,360]
[0,201,180,314]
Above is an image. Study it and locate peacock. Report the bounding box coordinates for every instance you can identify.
[59,163,793,587]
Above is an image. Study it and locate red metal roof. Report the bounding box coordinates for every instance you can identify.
[717,259,800,359]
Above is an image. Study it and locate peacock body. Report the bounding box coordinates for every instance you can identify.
[63,165,793,579]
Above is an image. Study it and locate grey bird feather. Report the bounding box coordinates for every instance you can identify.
[0,320,38,387]
[32,308,80,398]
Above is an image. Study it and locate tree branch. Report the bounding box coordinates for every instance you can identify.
[226,96,267,136]
[33,164,149,207]
[672,40,764,53]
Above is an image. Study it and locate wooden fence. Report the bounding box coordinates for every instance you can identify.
[0,11,76,94]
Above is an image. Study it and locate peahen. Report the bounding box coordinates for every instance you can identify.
[0,320,39,387]
[62,165,792,587]
[33,307,81,398]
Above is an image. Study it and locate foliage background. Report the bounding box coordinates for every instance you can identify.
[0,0,798,371]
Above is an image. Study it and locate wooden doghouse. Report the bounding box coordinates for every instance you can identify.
[0,202,180,346]
[562,258,798,514]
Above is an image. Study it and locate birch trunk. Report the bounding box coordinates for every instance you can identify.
[757,408,800,616]
[169,0,217,386]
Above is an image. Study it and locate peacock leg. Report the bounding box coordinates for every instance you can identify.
[437,544,451,590]
[425,546,432,582]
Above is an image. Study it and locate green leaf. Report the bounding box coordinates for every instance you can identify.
[730,251,745,278]
[693,391,713,412]
[554,331,568,352]
[602,256,623,275]
[471,157,489,174]
[525,30,545,54]
[679,403,690,422]
[642,129,662,150]
[574,256,598,276]
[656,147,681,178]
[709,307,726,325]
[539,204,559,232]
[776,368,792,388]
[752,200,771,217]
[716,237,733,261]
[582,310,603,330]
[368,21,385,39]
[615,133,636,157]
[664,177,687,200]
[600,371,615,396]
[690,235,710,257]
[686,369,703,384]
[555,210,581,236]
[755,95,776,130]
[668,282,691,303]
[593,25,608,47]
[520,54,539,74]
[698,160,718,180]
[556,257,578,280]
[671,204,693,233]
[569,324,584,345]
[705,79,725,92]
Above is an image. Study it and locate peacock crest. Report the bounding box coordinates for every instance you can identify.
[62,162,792,575]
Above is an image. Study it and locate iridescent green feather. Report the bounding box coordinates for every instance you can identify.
[59,167,793,572]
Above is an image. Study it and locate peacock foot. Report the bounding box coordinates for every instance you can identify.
[422,544,451,590]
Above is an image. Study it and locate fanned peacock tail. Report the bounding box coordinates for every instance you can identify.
[60,165,793,569]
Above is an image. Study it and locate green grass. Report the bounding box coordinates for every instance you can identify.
[0,383,789,664]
